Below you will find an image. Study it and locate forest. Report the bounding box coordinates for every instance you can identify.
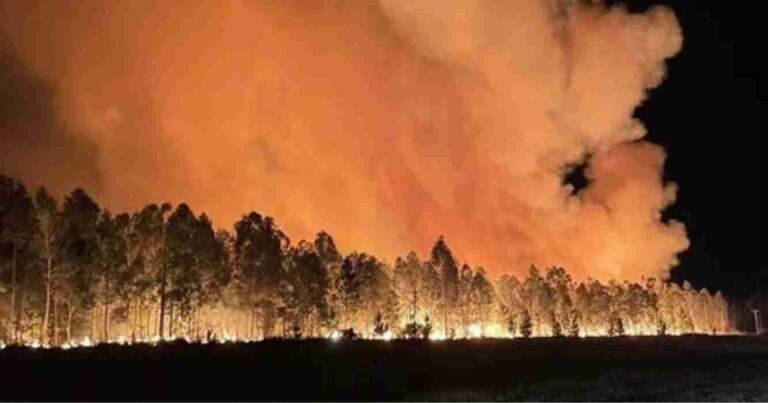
[0,174,731,346]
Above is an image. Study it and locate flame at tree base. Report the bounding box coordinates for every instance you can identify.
[0,328,745,352]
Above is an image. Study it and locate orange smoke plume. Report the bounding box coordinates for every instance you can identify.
[0,0,687,280]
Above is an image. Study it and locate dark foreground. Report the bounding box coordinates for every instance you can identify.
[2,336,768,401]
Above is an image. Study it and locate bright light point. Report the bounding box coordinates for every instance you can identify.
[382,330,394,341]
[327,330,342,341]
[428,333,445,341]
[468,324,482,339]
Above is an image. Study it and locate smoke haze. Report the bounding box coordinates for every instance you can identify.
[0,0,688,280]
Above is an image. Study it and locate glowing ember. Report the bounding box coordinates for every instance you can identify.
[429,334,446,342]
[80,337,93,347]
[468,324,482,339]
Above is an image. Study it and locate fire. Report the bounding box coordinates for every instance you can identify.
[468,324,482,339]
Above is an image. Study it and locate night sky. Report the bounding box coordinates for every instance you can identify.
[621,0,768,297]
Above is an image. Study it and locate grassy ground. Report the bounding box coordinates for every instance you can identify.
[1,336,767,401]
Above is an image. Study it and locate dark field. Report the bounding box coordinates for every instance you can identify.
[2,336,768,401]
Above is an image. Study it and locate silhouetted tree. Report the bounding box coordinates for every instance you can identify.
[282,240,328,337]
[520,309,532,338]
[421,314,432,340]
[33,187,60,344]
[59,188,100,341]
[470,267,495,335]
[393,251,423,327]
[314,231,342,331]
[94,211,128,341]
[233,212,286,339]
[430,236,458,338]
[0,175,36,342]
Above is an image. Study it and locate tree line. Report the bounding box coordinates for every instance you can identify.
[0,175,731,345]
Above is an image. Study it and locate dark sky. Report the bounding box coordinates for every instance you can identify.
[619,0,768,297]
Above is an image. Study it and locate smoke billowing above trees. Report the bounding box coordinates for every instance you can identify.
[0,0,687,281]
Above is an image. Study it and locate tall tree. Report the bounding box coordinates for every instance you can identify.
[545,266,574,336]
[336,252,396,335]
[470,267,495,335]
[281,240,329,337]
[190,221,230,338]
[337,253,364,330]
[131,203,172,339]
[457,263,473,335]
[233,212,286,338]
[314,231,342,330]
[496,274,523,337]
[393,251,423,327]
[0,175,37,341]
[165,204,206,337]
[59,188,101,341]
[430,236,458,338]
[34,187,60,344]
[521,265,551,336]
[94,211,128,341]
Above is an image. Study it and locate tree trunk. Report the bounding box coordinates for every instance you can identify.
[147,303,153,339]
[19,257,27,342]
[53,294,59,345]
[193,306,199,340]
[148,302,153,339]
[103,274,110,341]
[443,283,449,339]
[90,307,96,341]
[128,299,135,341]
[249,309,255,339]
[66,303,74,343]
[9,244,16,342]
[158,262,167,339]
[41,256,53,344]
[168,303,174,338]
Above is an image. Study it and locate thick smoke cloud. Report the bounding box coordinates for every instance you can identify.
[0,45,102,195]
[0,0,688,280]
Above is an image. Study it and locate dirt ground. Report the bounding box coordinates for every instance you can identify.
[1,335,767,401]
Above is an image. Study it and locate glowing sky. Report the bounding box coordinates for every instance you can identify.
[0,0,688,280]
